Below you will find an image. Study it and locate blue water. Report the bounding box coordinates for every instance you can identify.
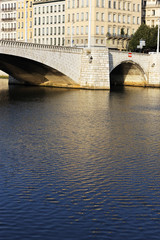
[0,83,160,240]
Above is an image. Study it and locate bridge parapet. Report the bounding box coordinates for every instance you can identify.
[0,40,83,54]
[2,41,160,89]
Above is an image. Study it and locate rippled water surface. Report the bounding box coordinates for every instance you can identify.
[0,81,160,240]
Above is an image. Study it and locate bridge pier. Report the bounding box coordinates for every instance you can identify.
[148,53,160,87]
[80,47,110,89]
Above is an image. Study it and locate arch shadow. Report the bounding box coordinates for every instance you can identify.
[110,60,147,88]
[0,53,78,87]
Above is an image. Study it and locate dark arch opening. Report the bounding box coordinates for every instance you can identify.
[110,61,146,88]
[0,54,78,88]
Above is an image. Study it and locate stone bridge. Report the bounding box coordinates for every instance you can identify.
[0,40,160,89]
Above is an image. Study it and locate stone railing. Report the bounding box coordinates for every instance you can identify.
[0,40,83,54]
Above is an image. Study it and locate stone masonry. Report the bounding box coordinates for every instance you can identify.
[0,40,160,89]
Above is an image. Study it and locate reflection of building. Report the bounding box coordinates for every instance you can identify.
[33,0,65,46]
[17,0,33,42]
[65,0,142,50]
[0,0,17,41]
[144,0,160,27]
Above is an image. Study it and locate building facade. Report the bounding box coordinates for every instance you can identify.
[0,0,17,41]
[65,0,142,49]
[16,0,33,42]
[144,0,160,27]
[33,0,65,46]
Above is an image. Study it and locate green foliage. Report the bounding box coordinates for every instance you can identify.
[128,24,158,51]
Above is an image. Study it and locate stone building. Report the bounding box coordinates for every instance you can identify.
[65,0,142,50]
[0,0,17,41]
[16,0,33,42]
[144,0,160,27]
[33,0,65,46]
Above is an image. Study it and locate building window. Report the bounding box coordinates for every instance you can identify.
[118,1,121,10]
[72,0,75,8]
[101,13,104,21]
[54,27,57,35]
[76,26,79,35]
[81,26,84,34]
[86,0,88,7]
[133,4,135,11]
[77,13,79,21]
[62,26,65,34]
[68,14,70,22]
[113,1,116,9]
[96,12,99,21]
[77,0,79,7]
[101,26,104,35]
[50,16,53,24]
[81,12,84,21]
[50,27,53,35]
[58,27,60,35]
[67,27,70,35]
[108,0,111,8]
[133,16,135,24]
[102,0,105,8]
[108,13,111,22]
[123,15,125,23]
[118,14,121,23]
[128,3,130,11]
[81,0,84,7]
[62,15,65,23]
[86,12,88,21]
[96,26,99,35]
[127,15,130,24]
[85,26,88,34]
[113,14,116,22]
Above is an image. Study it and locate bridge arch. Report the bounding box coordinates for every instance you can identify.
[110,60,147,87]
[0,53,79,87]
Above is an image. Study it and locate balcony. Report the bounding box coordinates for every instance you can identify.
[1,28,16,32]
[106,33,131,40]
[1,38,16,41]
[1,18,16,21]
[1,7,16,12]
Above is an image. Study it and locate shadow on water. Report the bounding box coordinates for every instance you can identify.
[7,85,75,102]
[110,84,126,95]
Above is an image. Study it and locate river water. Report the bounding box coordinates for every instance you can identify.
[0,80,160,240]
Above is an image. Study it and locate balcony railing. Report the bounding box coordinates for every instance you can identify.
[106,33,131,40]
[1,38,16,41]
[1,28,16,32]
[1,7,16,12]
[1,18,16,21]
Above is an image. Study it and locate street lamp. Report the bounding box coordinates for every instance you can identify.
[88,0,91,48]
[157,18,160,54]
[25,1,28,42]
[71,21,74,47]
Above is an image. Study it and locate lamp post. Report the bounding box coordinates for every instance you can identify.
[71,21,74,47]
[25,1,28,42]
[157,18,160,54]
[88,0,91,48]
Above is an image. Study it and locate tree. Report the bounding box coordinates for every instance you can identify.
[128,24,158,52]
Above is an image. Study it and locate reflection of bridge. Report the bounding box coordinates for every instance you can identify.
[0,40,160,89]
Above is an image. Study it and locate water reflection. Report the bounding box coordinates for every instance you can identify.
[0,84,160,240]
